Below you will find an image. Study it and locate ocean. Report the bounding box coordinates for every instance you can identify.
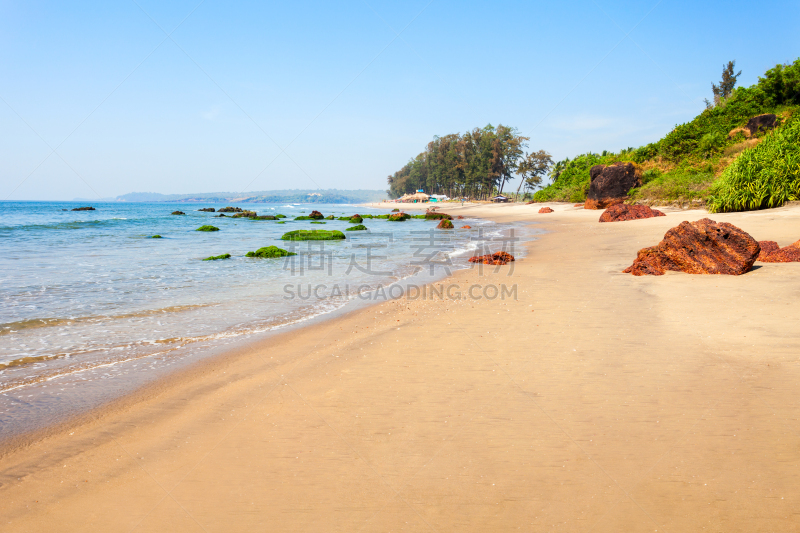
[0,201,529,438]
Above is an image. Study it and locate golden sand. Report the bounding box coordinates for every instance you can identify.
[2,202,800,532]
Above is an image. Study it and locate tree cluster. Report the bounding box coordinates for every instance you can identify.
[387,124,551,199]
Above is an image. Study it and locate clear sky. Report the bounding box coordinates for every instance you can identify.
[1,0,798,200]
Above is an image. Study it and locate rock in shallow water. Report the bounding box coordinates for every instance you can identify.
[623,218,760,276]
[468,251,515,265]
[599,204,665,222]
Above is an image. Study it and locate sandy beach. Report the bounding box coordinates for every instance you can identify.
[2,202,800,532]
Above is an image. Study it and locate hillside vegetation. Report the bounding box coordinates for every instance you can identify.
[534,59,800,210]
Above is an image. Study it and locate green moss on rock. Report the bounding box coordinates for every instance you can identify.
[346,224,367,231]
[196,225,220,232]
[280,230,346,241]
[311,221,326,224]
[245,246,296,258]
[203,253,231,261]
[151,235,163,238]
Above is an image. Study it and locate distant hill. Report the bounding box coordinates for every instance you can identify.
[112,189,387,204]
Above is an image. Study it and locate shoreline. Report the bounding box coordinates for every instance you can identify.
[0,207,530,451]
[3,202,800,531]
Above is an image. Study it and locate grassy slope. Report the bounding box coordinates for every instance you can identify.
[534,60,800,210]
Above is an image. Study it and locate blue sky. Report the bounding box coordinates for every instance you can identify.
[1,0,798,200]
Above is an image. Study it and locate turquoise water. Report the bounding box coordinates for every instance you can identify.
[0,201,524,420]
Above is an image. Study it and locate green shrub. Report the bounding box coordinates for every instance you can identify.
[245,246,296,258]
[629,169,716,203]
[707,116,800,212]
[345,224,367,231]
[203,253,231,261]
[196,225,220,232]
[280,230,346,241]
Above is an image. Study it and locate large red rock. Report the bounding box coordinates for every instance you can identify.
[469,251,515,265]
[599,204,665,223]
[757,240,800,262]
[585,162,642,210]
[538,207,554,213]
[623,218,760,276]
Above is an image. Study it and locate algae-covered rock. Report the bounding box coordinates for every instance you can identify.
[350,216,363,224]
[203,253,231,261]
[281,230,346,241]
[171,211,186,215]
[196,225,220,232]
[308,210,324,219]
[231,210,258,218]
[311,221,326,224]
[391,208,400,212]
[326,215,334,220]
[275,214,286,218]
[151,235,163,238]
[275,221,286,224]
[437,219,454,229]
[425,212,452,220]
[71,206,95,211]
[218,206,243,213]
[388,212,411,221]
[198,208,215,212]
[346,224,367,231]
[245,246,296,258]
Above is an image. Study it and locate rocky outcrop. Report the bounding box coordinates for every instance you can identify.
[425,211,452,220]
[196,225,220,232]
[218,206,242,213]
[308,210,324,219]
[231,210,258,218]
[599,204,665,222]
[198,208,215,212]
[388,212,411,221]
[757,240,800,262]
[345,224,367,231]
[746,114,777,136]
[437,219,454,229]
[585,162,642,210]
[71,206,95,211]
[468,251,515,265]
[456,215,465,219]
[203,253,231,261]
[623,218,760,276]
[538,207,554,213]
[171,211,186,215]
[350,215,363,223]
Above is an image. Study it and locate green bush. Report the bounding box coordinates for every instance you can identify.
[245,246,296,258]
[196,225,220,232]
[203,253,231,261]
[280,230,346,241]
[629,169,716,203]
[707,116,800,212]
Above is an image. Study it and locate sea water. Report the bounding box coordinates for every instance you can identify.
[0,201,529,437]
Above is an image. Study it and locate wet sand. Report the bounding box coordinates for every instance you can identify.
[2,202,800,532]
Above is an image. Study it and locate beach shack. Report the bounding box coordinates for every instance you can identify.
[491,195,510,203]
[399,192,430,203]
